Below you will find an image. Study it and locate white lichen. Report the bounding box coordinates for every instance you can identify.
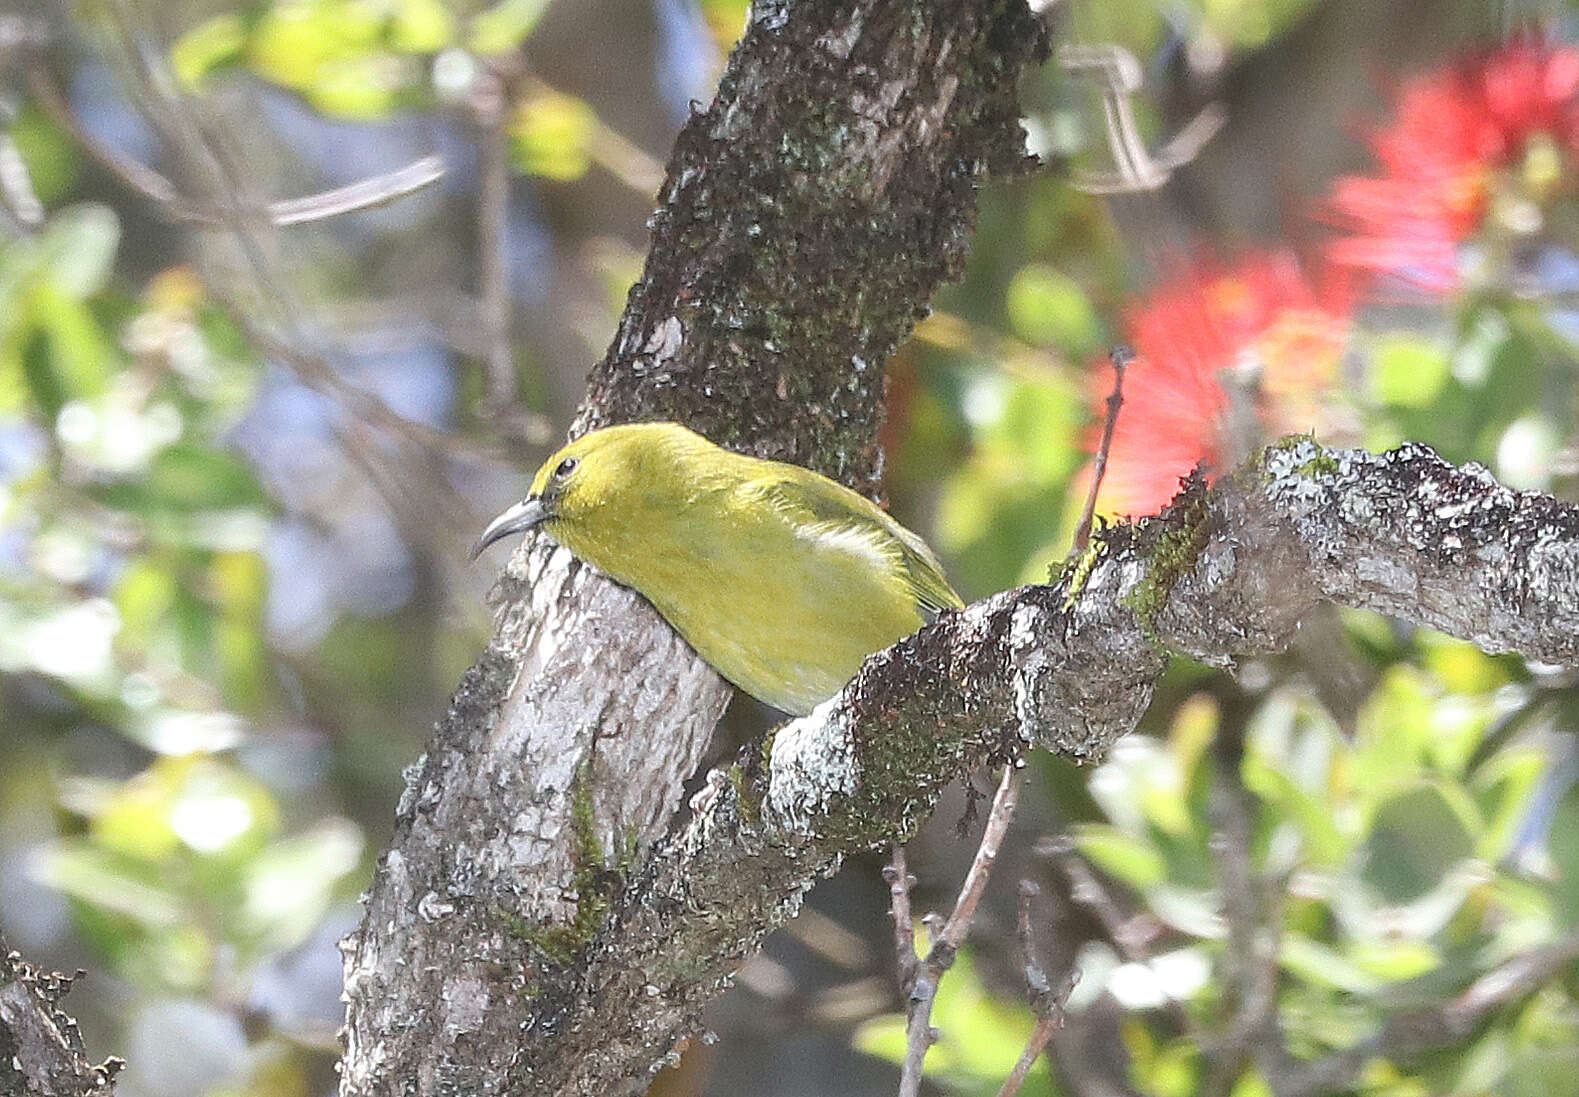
[764,696,859,837]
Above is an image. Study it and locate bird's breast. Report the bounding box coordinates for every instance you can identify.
[571,504,925,715]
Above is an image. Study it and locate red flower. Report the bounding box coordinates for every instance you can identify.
[1327,37,1579,291]
[1088,252,1349,518]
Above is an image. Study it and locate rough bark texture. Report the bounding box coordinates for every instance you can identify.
[338,2,1050,1095]
[574,0,1043,492]
[508,439,1579,1097]
[0,942,120,1097]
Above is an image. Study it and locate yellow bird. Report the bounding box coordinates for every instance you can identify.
[471,421,963,715]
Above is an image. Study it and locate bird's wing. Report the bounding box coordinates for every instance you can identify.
[750,470,964,616]
[886,517,966,616]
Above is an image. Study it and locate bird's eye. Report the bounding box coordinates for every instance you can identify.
[554,457,579,480]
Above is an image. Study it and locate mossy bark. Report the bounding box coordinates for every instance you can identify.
[519,441,1579,1096]
[574,0,1047,495]
[339,2,1052,1096]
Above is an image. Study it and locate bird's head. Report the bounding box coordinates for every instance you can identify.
[469,422,698,560]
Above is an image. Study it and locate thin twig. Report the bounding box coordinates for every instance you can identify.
[265,155,445,225]
[23,56,443,227]
[92,1,499,513]
[587,120,667,196]
[899,764,1024,1097]
[994,881,1077,1097]
[227,301,505,467]
[24,53,185,208]
[1039,838,1166,963]
[940,768,1023,952]
[1038,833,1205,1058]
[1071,344,1130,553]
[884,848,920,992]
[1058,42,1223,194]
[28,30,481,474]
[1016,882,1053,1011]
[1201,712,1285,1097]
[997,1017,1060,1097]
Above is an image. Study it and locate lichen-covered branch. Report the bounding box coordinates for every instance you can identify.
[508,439,1579,1096]
[338,2,1050,1095]
[0,939,121,1097]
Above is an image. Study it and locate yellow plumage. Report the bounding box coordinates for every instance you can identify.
[472,422,962,715]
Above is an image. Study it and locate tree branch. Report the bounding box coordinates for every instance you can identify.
[995,880,1075,1097]
[23,53,444,228]
[0,939,121,1097]
[338,1,1050,1094]
[503,439,1578,1095]
[900,764,1023,1097]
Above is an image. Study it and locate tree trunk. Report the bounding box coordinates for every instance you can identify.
[337,1,1051,1094]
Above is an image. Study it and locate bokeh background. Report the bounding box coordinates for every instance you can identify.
[4,1,1579,1095]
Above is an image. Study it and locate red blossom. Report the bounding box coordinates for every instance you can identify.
[1088,252,1349,518]
[1327,37,1579,291]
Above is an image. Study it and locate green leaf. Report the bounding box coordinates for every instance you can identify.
[10,105,81,203]
[211,551,269,711]
[245,0,417,119]
[1547,782,1579,927]
[303,55,413,119]
[1362,783,1476,903]
[509,90,596,180]
[37,844,185,928]
[114,558,177,650]
[249,0,379,88]
[469,0,552,55]
[1281,933,1383,994]
[1244,760,1350,867]
[1227,1070,1275,1097]
[171,14,249,87]
[94,444,268,518]
[28,283,116,403]
[1198,0,1322,47]
[1419,633,1517,696]
[935,371,1084,594]
[1005,264,1102,358]
[19,323,67,424]
[391,0,456,52]
[1148,884,1225,939]
[90,755,278,861]
[1348,938,1440,981]
[242,818,363,953]
[36,203,120,298]
[1369,333,1452,409]
[1075,824,1168,888]
[1145,1038,1201,1097]
[147,444,268,512]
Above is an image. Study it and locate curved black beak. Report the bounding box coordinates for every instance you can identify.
[470,497,552,560]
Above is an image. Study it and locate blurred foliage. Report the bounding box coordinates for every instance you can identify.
[509,87,595,180]
[45,754,361,991]
[5,2,1579,1097]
